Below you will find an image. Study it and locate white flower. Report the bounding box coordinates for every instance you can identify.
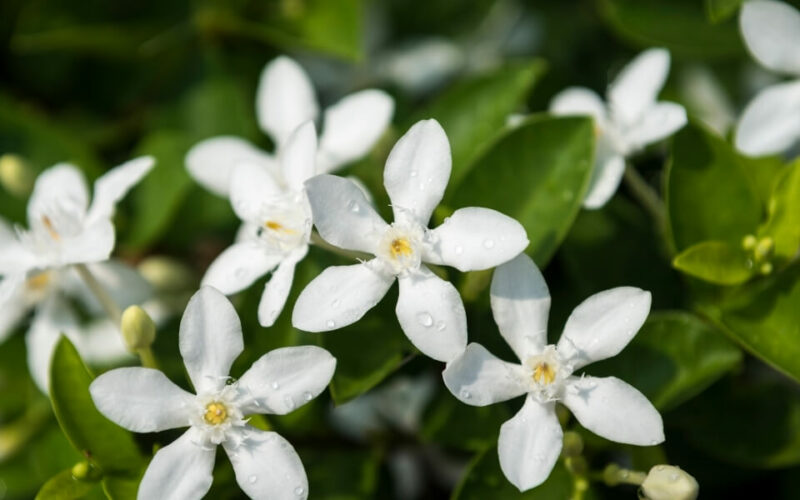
[735,0,800,156]
[291,119,529,362]
[90,287,337,500]
[443,253,663,491]
[185,55,394,198]
[550,48,687,209]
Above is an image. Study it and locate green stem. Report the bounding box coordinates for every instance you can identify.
[74,263,122,324]
[623,166,667,228]
[137,347,159,370]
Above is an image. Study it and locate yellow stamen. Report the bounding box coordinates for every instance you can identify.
[26,272,51,291]
[389,238,412,259]
[42,216,60,240]
[265,220,295,234]
[533,362,556,385]
[203,402,228,425]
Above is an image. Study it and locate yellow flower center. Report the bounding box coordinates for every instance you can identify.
[532,362,556,385]
[203,402,228,425]
[26,271,52,291]
[265,220,295,234]
[389,238,413,259]
[42,216,60,240]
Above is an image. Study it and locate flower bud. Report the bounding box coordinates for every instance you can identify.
[561,431,584,457]
[640,465,698,500]
[137,256,195,292]
[0,154,34,197]
[741,234,758,251]
[121,305,156,352]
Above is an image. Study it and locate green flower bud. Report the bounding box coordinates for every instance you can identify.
[138,256,195,292]
[760,261,773,275]
[561,431,584,457]
[121,305,156,352]
[0,154,34,197]
[640,465,698,500]
[741,234,758,251]
[754,237,774,261]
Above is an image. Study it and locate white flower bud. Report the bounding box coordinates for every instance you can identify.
[641,465,698,500]
[121,305,156,352]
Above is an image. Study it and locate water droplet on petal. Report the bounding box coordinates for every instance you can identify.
[459,389,471,399]
[410,170,418,177]
[482,239,495,249]
[283,395,296,410]
[669,473,679,482]
[271,381,280,390]
[303,391,313,401]
[416,312,434,327]
[294,486,305,496]
[248,475,258,484]
[326,319,336,328]
[235,268,247,279]
[454,245,464,255]
[331,299,340,308]
[435,320,446,331]
[346,200,360,213]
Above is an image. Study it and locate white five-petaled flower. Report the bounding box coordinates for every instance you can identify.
[443,254,663,491]
[0,158,155,391]
[735,0,800,156]
[291,119,529,362]
[185,55,394,198]
[201,121,317,327]
[90,287,337,500]
[550,48,687,209]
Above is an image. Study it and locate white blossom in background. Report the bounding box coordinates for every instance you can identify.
[736,0,800,156]
[0,158,154,391]
[90,287,336,500]
[550,48,687,209]
[292,119,529,362]
[443,253,663,491]
[185,55,394,198]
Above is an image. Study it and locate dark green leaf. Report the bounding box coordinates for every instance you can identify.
[672,240,754,285]
[300,448,380,499]
[35,469,103,500]
[421,392,511,451]
[102,474,141,500]
[704,0,743,23]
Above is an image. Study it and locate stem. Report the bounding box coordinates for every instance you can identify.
[309,231,372,261]
[137,347,159,370]
[74,263,122,324]
[623,166,667,231]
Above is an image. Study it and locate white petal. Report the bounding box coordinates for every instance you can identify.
[179,287,244,393]
[238,345,336,415]
[305,174,388,254]
[281,121,318,191]
[90,367,194,432]
[490,253,550,361]
[86,156,154,224]
[424,207,528,272]
[623,102,687,151]
[442,343,528,406]
[317,89,395,173]
[137,429,216,500]
[740,0,800,75]
[74,318,133,364]
[258,246,308,327]
[185,136,276,197]
[72,260,153,314]
[57,219,116,266]
[498,398,563,492]
[27,164,89,225]
[395,266,467,362]
[608,48,670,126]
[557,287,651,370]
[549,87,608,122]
[0,217,13,244]
[384,119,451,225]
[735,80,800,156]
[224,429,308,500]
[256,56,319,147]
[229,162,284,221]
[0,278,28,343]
[0,242,38,275]
[562,376,664,446]
[292,260,394,332]
[202,242,283,295]
[582,150,626,210]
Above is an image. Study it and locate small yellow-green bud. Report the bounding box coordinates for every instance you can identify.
[603,463,622,486]
[121,305,156,352]
[641,465,698,500]
[754,237,774,261]
[741,234,758,251]
[0,154,34,197]
[561,431,584,457]
[760,262,773,275]
[71,461,91,480]
[564,455,588,476]
[137,256,194,292]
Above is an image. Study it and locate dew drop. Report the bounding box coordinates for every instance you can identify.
[248,475,258,484]
[294,486,305,496]
[482,239,495,249]
[283,395,296,410]
[331,299,341,308]
[303,391,313,401]
[435,320,446,331]
[271,381,280,390]
[410,170,418,177]
[326,319,336,328]
[669,473,679,482]
[416,312,434,327]
[459,389,471,399]
[454,245,464,255]
[346,200,360,213]
[649,438,659,445]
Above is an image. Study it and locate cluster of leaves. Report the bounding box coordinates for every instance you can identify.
[1,0,799,499]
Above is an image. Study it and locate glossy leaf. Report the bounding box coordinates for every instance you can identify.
[759,160,800,262]
[672,240,755,285]
[421,391,511,451]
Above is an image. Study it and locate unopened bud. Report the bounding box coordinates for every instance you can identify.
[71,461,101,481]
[741,234,758,251]
[760,261,773,275]
[121,305,156,352]
[641,465,698,500]
[137,256,194,292]
[754,237,774,261]
[0,154,34,197]
[562,431,584,457]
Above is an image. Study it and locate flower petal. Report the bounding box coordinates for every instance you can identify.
[224,428,308,500]
[384,119,451,225]
[27,164,89,225]
[229,161,284,221]
[86,156,154,224]
[608,48,670,126]
[490,253,550,361]
[317,89,394,173]
[582,148,626,210]
[70,260,153,315]
[25,297,77,393]
[258,246,308,327]
[305,174,388,254]
[562,375,664,446]
[0,242,38,275]
[442,343,528,406]
[549,87,608,122]
[395,266,467,362]
[0,277,27,343]
[623,102,687,151]
[735,80,800,156]
[58,218,116,266]
[557,287,651,370]
[281,121,318,191]
[498,397,563,492]
[179,287,244,393]
[256,56,319,147]
[740,0,800,75]
[424,207,528,272]
[238,345,336,415]
[137,429,216,500]
[90,367,194,432]
[202,242,283,295]
[185,136,277,197]
[292,260,394,332]
[74,318,132,364]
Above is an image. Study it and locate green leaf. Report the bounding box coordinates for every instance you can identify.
[414,60,546,186]
[599,0,744,58]
[666,121,762,252]
[704,0,743,23]
[49,336,143,475]
[102,474,141,500]
[453,448,579,500]
[759,159,800,261]
[35,469,103,500]
[452,115,594,266]
[672,240,755,285]
[588,312,742,410]
[300,448,380,499]
[421,392,511,451]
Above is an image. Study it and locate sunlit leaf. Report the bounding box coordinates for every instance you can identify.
[672,240,754,285]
